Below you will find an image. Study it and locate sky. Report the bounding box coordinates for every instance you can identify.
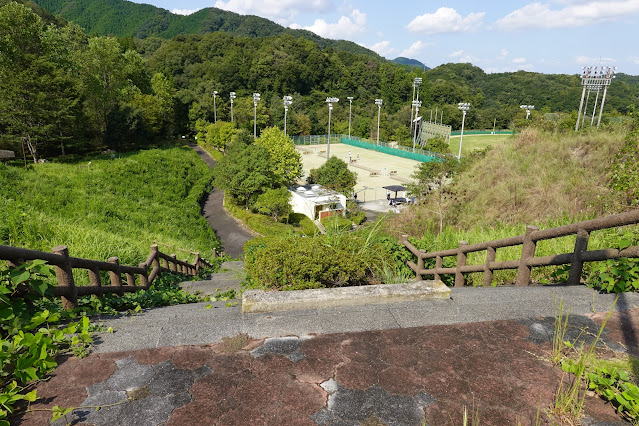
[131,0,639,75]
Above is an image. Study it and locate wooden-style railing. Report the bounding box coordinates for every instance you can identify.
[0,244,216,310]
[401,209,639,287]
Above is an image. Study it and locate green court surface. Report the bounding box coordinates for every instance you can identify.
[448,133,514,156]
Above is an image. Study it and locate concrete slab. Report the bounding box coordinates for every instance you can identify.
[242,280,450,313]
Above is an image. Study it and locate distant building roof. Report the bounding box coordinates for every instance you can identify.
[289,184,343,201]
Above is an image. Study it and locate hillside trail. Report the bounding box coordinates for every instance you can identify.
[189,144,253,258]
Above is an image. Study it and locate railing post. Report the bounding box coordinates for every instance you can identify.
[568,228,590,286]
[516,225,539,286]
[150,244,160,270]
[182,259,188,274]
[169,254,177,273]
[138,263,149,289]
[194,252,201,274]
[52,245,77,310]
[108,257,124,296]
[212,248,217,259]
[126,272,136,287]
[88,267,102,295]
[484,246,496,287]
[455,241,468,287]
[416,250,424,280]
[435,256,442,281]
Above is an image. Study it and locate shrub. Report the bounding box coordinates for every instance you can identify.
[244,232,393,290]
[321,215,352,232]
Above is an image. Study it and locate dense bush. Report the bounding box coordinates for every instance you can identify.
[0,262,92,424]
[244,232,393,290]
[321,215,353,232]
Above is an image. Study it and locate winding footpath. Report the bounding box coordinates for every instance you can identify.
[190,144,253,258]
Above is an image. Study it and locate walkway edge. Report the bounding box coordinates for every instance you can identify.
[242,280,450,313]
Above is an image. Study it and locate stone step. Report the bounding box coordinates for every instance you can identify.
[180,261,245,298]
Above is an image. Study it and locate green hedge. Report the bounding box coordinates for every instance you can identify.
[244,232,393,290]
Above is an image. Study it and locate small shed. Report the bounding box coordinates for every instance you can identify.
[0,150,15,163]
[289,185,347,221]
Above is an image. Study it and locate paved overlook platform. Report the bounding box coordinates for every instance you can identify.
[86,284,638,354]
[18,283,639,426]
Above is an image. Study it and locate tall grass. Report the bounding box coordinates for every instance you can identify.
[391,126,628,235]
[0,146,219,267]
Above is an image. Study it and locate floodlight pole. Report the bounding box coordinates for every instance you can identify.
[457,103,470,160]
[230,92,236,122]
[213,91,218,123]
[590,87,600,126]
[283,95,292,136]
[412,100,421,152]
[326,97,339,159]
[410,78,422,134]
[253,93,261,138]
[375,99,383,145]
[520,105,534,120]
[347,97,353,138]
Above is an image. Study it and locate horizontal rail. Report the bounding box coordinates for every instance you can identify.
[402,209,639,288]
[1,243,217,309]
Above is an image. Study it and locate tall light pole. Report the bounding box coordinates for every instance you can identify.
[253,92,261,138]
[410,77,422,134]
[412,100,421,152]
[347,96,354,138]
[520,105,534,120]
[575,66,616,130]
[326,97,339,159]
[375,98,383,145]
[457,102,470,160]
[230,92,236,122]
[213,91,218,123]
[283,95,292,136]
[597,66,616,127]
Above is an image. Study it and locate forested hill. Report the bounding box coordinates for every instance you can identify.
[31,0,380,57]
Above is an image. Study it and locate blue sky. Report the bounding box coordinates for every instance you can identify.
[131,0,639,75]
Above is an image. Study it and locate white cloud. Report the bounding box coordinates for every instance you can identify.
[496,1,639,30]
[399,41,433,58]
[631,57,639,65]
[499,48,509,58]
[406,7,485,34]
[364,40,396,57]
[448,49,477,63]
[290,9,367,39]
[172,8,201,15]
[214,0,333,23]
[575,55,616,65]
[512,57,527,64]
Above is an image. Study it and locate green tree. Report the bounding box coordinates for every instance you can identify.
[255,127,302,185]
[212,143,276,206]
[0,2,79,161]
[407,155,460,233]
[254,187,291,221]
[309,156,357,196]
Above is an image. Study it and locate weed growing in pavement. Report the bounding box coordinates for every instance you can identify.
[548,296,622,424]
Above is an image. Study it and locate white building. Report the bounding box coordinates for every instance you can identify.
[289,185,347,221]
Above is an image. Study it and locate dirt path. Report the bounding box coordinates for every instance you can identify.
[190,144,253,258]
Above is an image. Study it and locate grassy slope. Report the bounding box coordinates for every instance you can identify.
[0,146,219,266]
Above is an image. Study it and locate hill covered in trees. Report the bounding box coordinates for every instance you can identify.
[31,0,379,57]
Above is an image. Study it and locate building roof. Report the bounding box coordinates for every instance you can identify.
[289,184,344,202]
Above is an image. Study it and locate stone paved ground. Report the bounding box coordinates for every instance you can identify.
[17,309,639,425]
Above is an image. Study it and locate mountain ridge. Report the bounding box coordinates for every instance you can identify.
[31,0,381,58]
